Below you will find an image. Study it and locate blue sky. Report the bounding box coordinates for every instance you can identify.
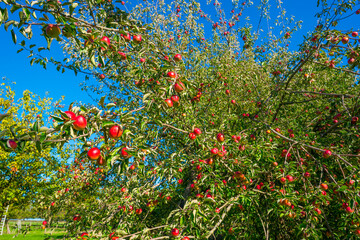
[0,0,357,107]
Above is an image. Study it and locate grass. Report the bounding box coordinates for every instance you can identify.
[0,221,66,239]
[0,230,65,240]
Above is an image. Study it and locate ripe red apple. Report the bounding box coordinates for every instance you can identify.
[211,148,219,155]
[63,111,76,121]
[133,35,142,43]
[217,133,225,142]
[121,147,129,158]
[341,36,349,44]
[73,115,87,130]
[225,89,230,95]
[46,24,61,38]
[7,140,17,149]
[323,150,332,158]
[320,183,328,190]
[87,147,100,160]
[171,95,180,103]
[174,54,182,62]
[99,74,106,79]
[135,208,142,214]
[182,237,190,240]
[193,128,202,135]
[189,132,196,140]
[171,228,180,237]
[73,214,81,221]
[348,58,355,64]
[109,125,123,139]
[129,164,135,170]
[122,33,131,41]
[304,172,310,178]
[42,221,47,225]
[174,82,185,92]
[178,179,183,184]
[164,99,173,108]
[352,32,358,37]
[100,36,111,46]
[167,71,177,78]
[118,52,126,60]
[286,175,294,182]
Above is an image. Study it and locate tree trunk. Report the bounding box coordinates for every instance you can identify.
[5,219,10,234]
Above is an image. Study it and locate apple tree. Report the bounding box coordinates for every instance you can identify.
[0,0,360,239]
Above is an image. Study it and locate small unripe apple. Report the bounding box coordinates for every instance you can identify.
[97,156,106,166]
[46,24,61,38]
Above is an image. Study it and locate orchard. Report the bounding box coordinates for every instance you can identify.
[0,0,359,239]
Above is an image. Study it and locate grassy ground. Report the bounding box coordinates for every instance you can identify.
[0,230,65,240]
[1,221,66,239]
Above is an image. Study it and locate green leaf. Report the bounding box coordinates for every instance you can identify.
[11,29,17,44]
[102,121,114,128]
[106,103,116,109]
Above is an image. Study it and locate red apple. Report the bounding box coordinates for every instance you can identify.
[182,237,190,240]
[217,133,225,142]
[193,128,202,135]
[133,35,142,43]
[320,183,328,190]
[189,132,196,140]
[171,95,180,103]
[211,148,219,155]
[122,33,131,41]
[7,140,17,150]
[109,125,123,139]
[165,99,173,108]
[99,74,106,79]
[42,221,47,225]
[341,36,349,44]
[63,111,76,121]
[174,54,182,62]
[174,82,185,92]
[121,147,130,158]
[73,115,87,130]
[118,52,126,60]
[171,228,180,237]
[46,24,61,38]
[100,36,111,46]
[167,71,177,78]
[352,32,358,37]
[88,147,100,160]
[97,156,106,165]
[323,150,332,158]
